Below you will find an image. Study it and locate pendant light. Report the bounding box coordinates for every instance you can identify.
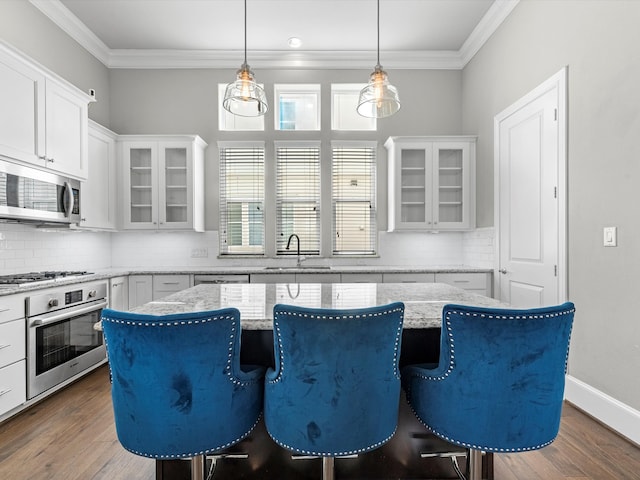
[357,0,400,118]
[223,0,268,116]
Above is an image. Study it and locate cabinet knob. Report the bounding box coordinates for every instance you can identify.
[47,157,55,163]
[499,268,507,274]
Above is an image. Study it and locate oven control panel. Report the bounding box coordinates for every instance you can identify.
[26,281,108,317]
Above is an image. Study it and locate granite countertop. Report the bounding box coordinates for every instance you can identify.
[0,266,492,296]
[131,282,505,330]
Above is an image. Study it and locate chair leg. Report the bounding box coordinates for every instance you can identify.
[322,456,335,480]
[468,449,482,480]
[190,454,206,480]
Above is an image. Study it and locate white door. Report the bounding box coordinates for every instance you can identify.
[495,68,567,307]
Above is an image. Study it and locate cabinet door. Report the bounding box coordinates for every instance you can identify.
[0,51,45,166]
[44,79,89,179]
[122,143,159,229]
[128,275,153,308]
[433,142,474,230]
[0,361,26,417]
[80,122,117,230]
[109,276,129,310]
[158,142,193,230]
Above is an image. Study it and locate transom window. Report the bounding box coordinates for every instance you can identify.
[331,84,376,131]
[274,84,321,131]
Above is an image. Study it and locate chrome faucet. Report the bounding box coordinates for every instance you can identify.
[286,233,304,267]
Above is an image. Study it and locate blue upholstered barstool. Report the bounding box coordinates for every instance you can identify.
[264,302,405,480]
[402,302,575,480]
[101,308,265,480]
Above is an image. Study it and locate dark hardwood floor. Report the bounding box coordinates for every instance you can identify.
[1,365,639,480]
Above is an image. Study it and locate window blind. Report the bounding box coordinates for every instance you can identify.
[218,143,265,255]
[331,142,377,255]
[275,142,321,255]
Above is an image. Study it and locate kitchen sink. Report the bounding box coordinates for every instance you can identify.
[263,266,332,270]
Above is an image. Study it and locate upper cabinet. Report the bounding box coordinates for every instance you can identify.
[0,43,93,180]
[120,135,207,231]
[79,121,118,230]
[385,136,476,232]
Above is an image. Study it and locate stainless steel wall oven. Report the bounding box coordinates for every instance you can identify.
[26,281,108,399]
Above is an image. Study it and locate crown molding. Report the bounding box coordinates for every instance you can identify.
[30,0,519,70]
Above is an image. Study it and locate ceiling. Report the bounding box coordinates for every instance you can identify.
[30,0,520,69]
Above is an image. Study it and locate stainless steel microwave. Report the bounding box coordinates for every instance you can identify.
[0,161,80,224]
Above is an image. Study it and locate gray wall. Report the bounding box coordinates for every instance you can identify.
[462,0,640,410]
[109,68,463,231]
[0,0,110,127]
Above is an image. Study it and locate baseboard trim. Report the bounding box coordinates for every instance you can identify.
[565,375,640,446]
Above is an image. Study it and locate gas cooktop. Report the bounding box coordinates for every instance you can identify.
[0,271,93,286]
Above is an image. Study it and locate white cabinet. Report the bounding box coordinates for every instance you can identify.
[0,294,26,418]
[383,272,435,283]
[109,276,129,310]
[435,272,492,297]
[120,135,207,231]
[128,275,153,309]
[152,274,190,300]
[79,121,117,230]
[0,43,92,179]
[385,136,476,232]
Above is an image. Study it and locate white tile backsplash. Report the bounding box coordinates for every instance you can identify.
[0,223,112,275]
[0,223,494,274]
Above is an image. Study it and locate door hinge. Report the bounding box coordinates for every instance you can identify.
[554,265,558,277]
[554,108,558,121]
[554,186,557,198]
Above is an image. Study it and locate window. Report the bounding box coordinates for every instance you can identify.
[331,84,376,131]
[218,142,265,255]
[275,142,321,255]
[274,84,321,131]
[332,142,377,255]
[218,84,265,131]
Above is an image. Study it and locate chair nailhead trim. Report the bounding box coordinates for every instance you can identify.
[409,306,576,382]
[405,305,575,453]
[102,313,262,389]
[268,306,404,385]
[267,426,398,457]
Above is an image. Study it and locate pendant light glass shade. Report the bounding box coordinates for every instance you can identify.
[357,0,400,118]
[222,0,268,117]
[356,65,400,118]
[223,63,268,116]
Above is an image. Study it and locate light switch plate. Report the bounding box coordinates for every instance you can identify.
[603,227,617,247]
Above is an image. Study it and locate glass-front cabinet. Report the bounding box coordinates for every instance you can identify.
[120,135,207,231]
[385,136,476,231]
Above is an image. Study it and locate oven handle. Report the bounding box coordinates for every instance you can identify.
[30,300,108,327]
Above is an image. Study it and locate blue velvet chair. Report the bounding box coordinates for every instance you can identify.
[402,302,575,480]
[101,307,265,480]
[264,302,405,480]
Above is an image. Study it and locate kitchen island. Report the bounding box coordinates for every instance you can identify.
[127,282,502,480]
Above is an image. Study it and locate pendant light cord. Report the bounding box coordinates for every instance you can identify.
[376,0,380,67]
[243,0,248,66]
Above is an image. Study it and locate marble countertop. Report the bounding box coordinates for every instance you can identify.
[131,282,505,330]
[0,266,492,296]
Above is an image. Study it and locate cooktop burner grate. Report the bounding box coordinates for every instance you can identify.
[0,271,92,285]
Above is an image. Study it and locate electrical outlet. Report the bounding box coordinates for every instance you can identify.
[190,248,208,258]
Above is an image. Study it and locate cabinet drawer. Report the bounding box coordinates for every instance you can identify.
[0,320,25,368]
[383,273,435,283]
[0,295,24,324]
[0,360,27,417]
[341,273,383,283]
[435,273,488,290]
[152,275,190,298]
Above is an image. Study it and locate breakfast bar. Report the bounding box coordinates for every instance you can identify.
[128,282,503,479]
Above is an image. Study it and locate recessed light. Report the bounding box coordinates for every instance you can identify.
[288,37,302,48]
